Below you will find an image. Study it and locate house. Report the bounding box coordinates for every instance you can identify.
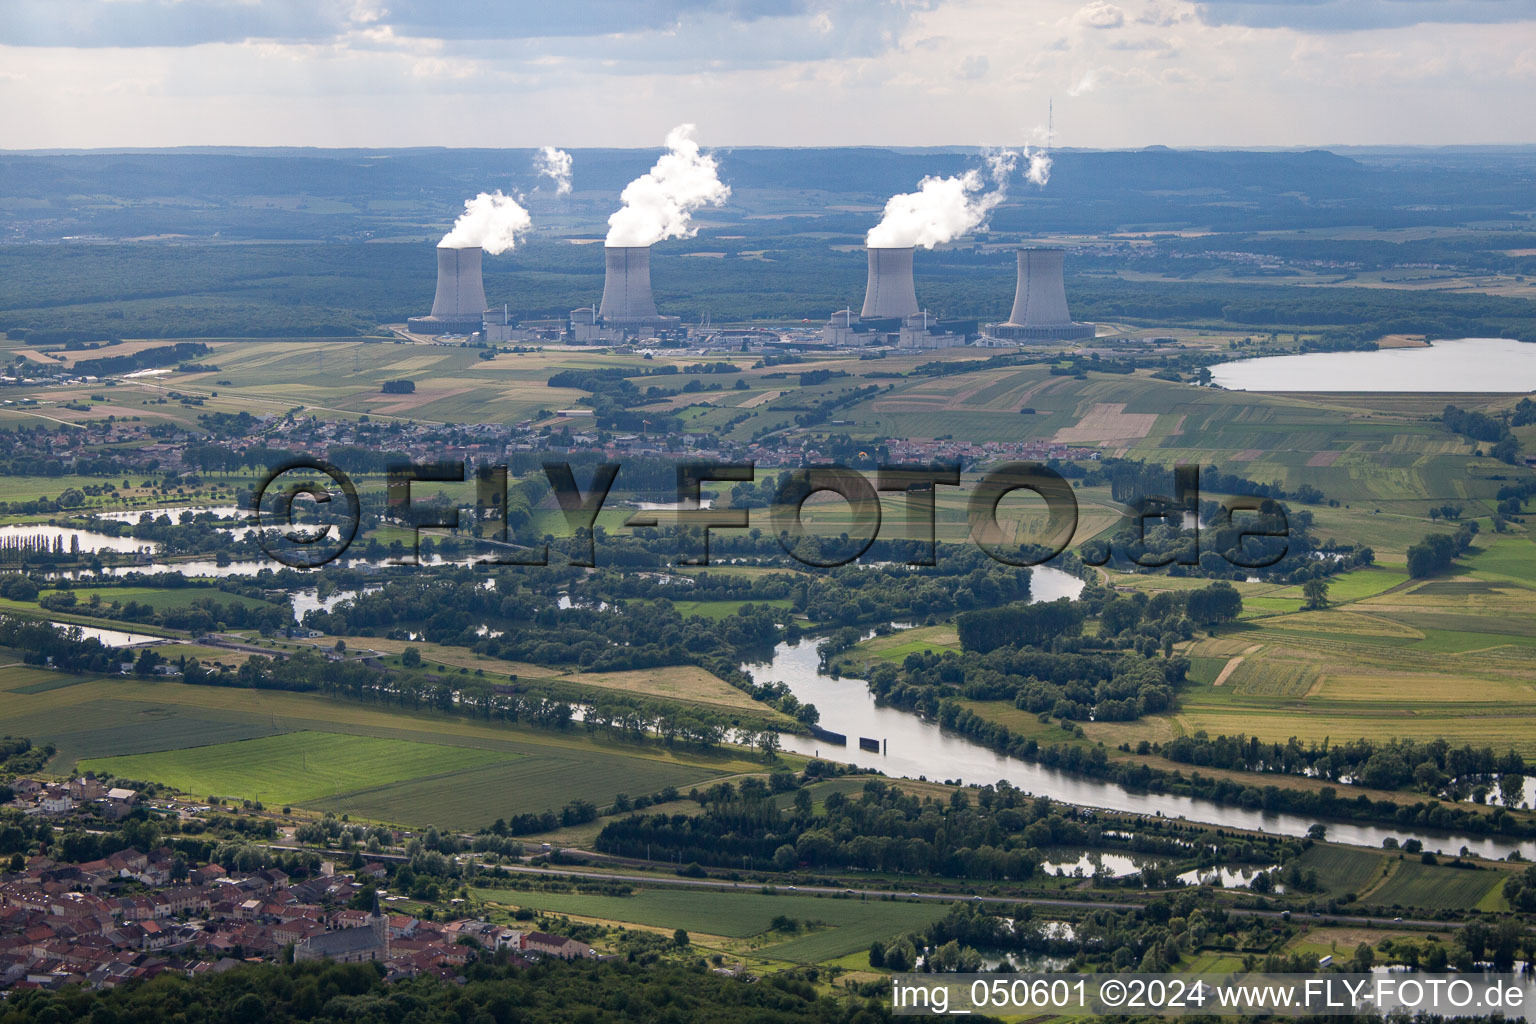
[273,919,326,946]
[101,789,138,821]
[37,790,72,815]
[68,779,106,802]
[189,864,226,886]
[524,933,591,960]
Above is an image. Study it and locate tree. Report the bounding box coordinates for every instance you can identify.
[673,928,690,947]
[401,646,422,667]
[1302,579,1330,610]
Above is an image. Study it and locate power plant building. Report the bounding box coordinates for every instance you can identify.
[408,245,492,335]
[984,247,1095,342]
[822,246,974,348]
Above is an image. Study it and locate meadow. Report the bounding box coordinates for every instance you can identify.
[471,885,948,962]
[1294,845,1389,900]
[1368,859,1508,912]
[81,730,511,805]
[1171,540,1536,755]
[0,664,744,828]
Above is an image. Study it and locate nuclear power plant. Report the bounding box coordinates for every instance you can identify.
[984,247,1096,342]
[597,246,680,330]
[407,246,491,335]
[404,234,1092,350]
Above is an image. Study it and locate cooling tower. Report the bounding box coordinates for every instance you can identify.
[986,247,1095,342]
[430,245,489,320]
[599,245,660,323]
[861,247,921,319]
[407,245,490,334]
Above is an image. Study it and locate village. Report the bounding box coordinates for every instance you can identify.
[0,775,595,992]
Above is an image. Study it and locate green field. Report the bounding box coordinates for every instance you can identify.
[37,586,279,613]
[1294,845,1387,899]
[307,756,715,830]
[1369,859,1506,911]
[0,668,740,828]
[81,730,510,805]
[472,885,948,962]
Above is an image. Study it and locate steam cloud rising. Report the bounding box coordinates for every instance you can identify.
[605,124,730,247]
[866,152,1017,249]
[1023,144,1052,186]
[438,191,532,254]
[535,146,573,196]
[865,139,1052,248]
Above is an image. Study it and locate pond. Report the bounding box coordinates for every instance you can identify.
[1210,338,1536,392]
[0,523,160,554]
[48,621,164,648]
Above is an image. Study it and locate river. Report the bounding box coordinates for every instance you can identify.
[748,569,1536,859]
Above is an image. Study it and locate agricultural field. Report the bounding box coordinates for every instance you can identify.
[81,730,510,806]
[1368,859,1508,912]
[0,663,742,828]
[273,634,788,722]
[472,885,948,963]
[1293,845,1389,900]
[37,585,279,613]
[1171,542,1536,755]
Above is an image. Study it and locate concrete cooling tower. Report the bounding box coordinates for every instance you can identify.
[598,246,680,331]
[599,246,659,322]
[861,247,921,319]
[407,246,490,334]
[986,247,1095,342]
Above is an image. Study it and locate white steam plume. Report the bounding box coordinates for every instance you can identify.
[535,146,573,196]
[438,191,532,254]
[866,150,1018,249]
[1023,144,1052,186]
[605,124,730,247]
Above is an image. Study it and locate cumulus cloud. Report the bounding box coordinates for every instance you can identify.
[605,124,730,247]
[534,146,573,195]
[1075,1,1127,29]
[439,191,531,254]
[957,54,991,79]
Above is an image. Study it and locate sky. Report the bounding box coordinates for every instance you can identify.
[1,0,1533,149]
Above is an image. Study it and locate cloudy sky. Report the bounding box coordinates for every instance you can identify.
[1,0,1533,149]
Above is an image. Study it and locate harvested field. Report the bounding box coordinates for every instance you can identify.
[1054,403,1160,444]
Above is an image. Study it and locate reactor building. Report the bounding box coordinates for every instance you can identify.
[822,245,975,350]
[407,245,491,335]
[983,247,1095,342]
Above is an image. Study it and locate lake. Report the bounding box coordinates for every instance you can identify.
[1211,337,1536,392]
